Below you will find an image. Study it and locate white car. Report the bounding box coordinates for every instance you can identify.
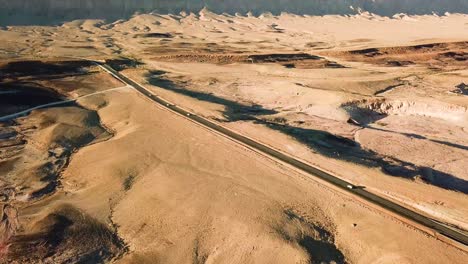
[347,184,354,189]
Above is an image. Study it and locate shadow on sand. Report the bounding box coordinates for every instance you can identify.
[283,209,346,264]
[146,71,468,194]
[147,70,276,121]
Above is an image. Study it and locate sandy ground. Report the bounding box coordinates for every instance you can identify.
[0,10,467,263]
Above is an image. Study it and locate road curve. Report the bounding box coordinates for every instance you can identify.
[98,62,468,247]
[0,86,130,122]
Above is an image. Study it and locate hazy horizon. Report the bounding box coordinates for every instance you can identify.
[1,0,468,25]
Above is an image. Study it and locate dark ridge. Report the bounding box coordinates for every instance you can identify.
[344,42,468,58]
[247,53,321,63]
[325,61,347,68]
[374,83,404,96]
[414,43,441,49]
[30,182,59,200]
[385,60,415,67]
[453,83,468,95]
[105,58,144,71]
[349,48,382,56]
[134,32,173,38]
[438,51,467,61]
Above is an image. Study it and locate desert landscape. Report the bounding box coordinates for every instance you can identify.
[0,1,468,263]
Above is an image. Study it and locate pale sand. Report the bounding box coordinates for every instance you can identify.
[64,88,465,263]
[0,11,467,263]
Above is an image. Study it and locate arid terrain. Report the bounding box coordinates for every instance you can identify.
[0,9,467,264]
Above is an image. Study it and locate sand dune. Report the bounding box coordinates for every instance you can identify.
[0,11,467,263]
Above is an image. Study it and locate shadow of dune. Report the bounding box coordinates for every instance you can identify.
[247,53,321,63]
[0,81,68,116]
[366,126,468,152]
[134,32,173,38]
[283,210,346,264]
[430,139,468,151]
[146,71,468,194]
[0,60,94,80]
[259,122,468,194]
[7,205,125,262]
[300,236,346,264]
[147,70,276,121]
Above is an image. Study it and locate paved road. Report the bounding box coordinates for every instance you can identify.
[0,86,130,122]
[98,63,468,247]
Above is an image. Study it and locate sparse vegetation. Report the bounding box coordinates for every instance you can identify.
[123,174,136,191]
[120,168,138,191]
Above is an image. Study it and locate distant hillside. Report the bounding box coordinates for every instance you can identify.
[1,0,467,25]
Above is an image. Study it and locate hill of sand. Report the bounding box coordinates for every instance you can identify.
[0,11,467,263]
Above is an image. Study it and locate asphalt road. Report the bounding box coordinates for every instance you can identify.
[98,63,468,247]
